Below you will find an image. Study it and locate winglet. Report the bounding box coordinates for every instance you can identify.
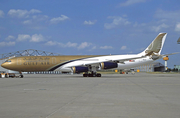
[139,33,167,56]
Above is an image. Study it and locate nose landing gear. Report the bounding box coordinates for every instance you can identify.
[19,72,24,78]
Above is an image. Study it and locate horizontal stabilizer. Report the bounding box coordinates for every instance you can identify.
[161,52,179,56]
[151,52,179,60]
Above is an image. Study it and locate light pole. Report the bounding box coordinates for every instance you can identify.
[163,56,169,71]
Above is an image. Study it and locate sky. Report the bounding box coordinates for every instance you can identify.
[0,0,180,68]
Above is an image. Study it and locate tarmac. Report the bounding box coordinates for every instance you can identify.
[0,73,180,118]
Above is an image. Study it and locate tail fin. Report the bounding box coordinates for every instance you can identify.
[139,33,167,56]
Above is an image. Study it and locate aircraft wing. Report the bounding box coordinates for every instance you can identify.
[87,55,145,65]
[109,55,146,64]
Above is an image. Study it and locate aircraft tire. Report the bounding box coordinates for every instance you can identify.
[88,73,93,77]
[83,73,101,77]
[83,74,88,77]
[5,74,9,78]
[20,75,23,78]
[97,73,101,77]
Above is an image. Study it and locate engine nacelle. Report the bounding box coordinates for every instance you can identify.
[72,66,88,73]
[101,62,118,69]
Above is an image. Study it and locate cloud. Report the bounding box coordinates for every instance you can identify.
[175,22,180,32]
[8,9,41,18]
[17,34,31,42]
[0,10,4,18]
[45,41,92,50]
[121,46,127,50]
[154,9,180,21]
[78,42,91,49]
[30,34,45,42]
[65,42,78,47]
[104,16,131,29]
[151,23,169,32]
[50,15,69,24]
[152,9,180,33]
[45,41,57,46]
[0,41,15,47]
[100,46,113,49]
[58,42,78,48]
[84,20,96,25]
[45,41,114,50]
[23,20,32,24]
[32,15,48,21]
[8,9,29,18]
[29,9,41,14]
[92,46,97,50]
[22,15,48,25]
[120,0,146,6]
[6,35,15,40]
[45,41,78,48]
[16,34,45,42]
[6,41,15,46]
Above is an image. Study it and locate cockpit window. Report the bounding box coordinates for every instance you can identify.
[5,60,11,62]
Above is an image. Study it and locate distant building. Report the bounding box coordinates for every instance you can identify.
[153,63,165,72]
[134,62,165,72]
[174,65,180,71]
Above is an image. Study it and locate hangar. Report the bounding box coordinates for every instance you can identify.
[133,62,165,72]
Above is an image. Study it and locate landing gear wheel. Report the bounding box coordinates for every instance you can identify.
[20,75,23,78]
[83,73,101,77]
[96,73,101,77]
[92,73,96,77]
[83,74,88,77]
[88,73,92,77]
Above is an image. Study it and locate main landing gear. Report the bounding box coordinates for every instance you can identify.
[83,72,101,77]
[83,66,101,77]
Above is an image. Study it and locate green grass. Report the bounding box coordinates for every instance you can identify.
[147,72,180,74]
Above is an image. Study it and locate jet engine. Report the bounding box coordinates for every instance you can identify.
[100,62,118,69]
[72,66,89,73]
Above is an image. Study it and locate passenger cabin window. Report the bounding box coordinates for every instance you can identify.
[5,60,11,62]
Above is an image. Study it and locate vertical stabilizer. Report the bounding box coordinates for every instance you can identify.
[139,33,167,56]
[177,37,180,44]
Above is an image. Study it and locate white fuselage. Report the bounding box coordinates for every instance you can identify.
[117,57,153,69]
[58,54,154,72]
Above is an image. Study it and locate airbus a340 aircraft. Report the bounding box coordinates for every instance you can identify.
[1,33,172,77]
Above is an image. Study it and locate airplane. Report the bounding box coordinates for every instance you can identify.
[1,33,172,77]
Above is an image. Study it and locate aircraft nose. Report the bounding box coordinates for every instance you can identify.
[1,62,9,69]
[1,63,6,68]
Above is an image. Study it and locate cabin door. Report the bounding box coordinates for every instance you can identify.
[17,58,22,65]
[52,57,56,64]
